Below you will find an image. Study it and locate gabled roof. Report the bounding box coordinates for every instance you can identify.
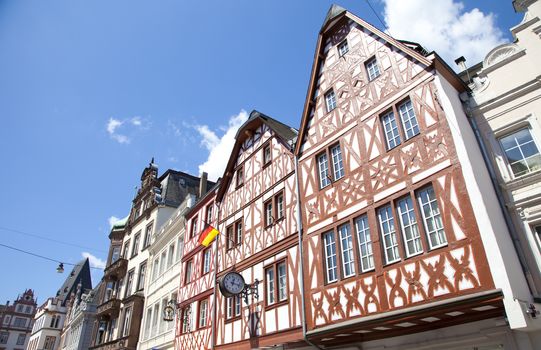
[56,258,92,306]
[295,5,434,156]
[216,110,297,202]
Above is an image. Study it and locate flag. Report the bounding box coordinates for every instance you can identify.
[198,225,220,247]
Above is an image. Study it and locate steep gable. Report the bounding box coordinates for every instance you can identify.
[295,6,433,156]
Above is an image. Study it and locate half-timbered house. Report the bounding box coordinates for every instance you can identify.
[214,110,303,349]
[295,5,536,349]
[175,181,219,350]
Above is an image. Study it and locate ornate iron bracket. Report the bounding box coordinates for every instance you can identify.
[241,279,259,305]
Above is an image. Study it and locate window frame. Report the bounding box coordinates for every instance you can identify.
[354,214,375,273]
[416,185,447,250]
[137,262,147,291]
[202,248,212,275]
[264,259,288,308]
[236,165,244,188]
[377,204,401,265]
[184,260,193,285]
[396,195,423,257]
[365,56,381,81]
[190,216,198,239]
[131,232,140,258]
[325,89,337,112]
[180,306,191,333]
[225,295,242,322]
[322,231,339,283]
[338,223,356,279]
[143,222,153,249]
[197,299,209,329]
[338,39,349,57]
[264,199,274,228]
[124,269,135,298]
[380,98,420,151]
[263,143,272,166]
[498,127,541,178]
[317,142,345,189]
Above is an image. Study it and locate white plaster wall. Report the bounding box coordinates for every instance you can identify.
[434,72,532,329]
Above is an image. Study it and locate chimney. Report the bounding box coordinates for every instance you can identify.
[199,172,208,197]
[454,56,467,72]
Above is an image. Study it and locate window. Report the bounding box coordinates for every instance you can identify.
[25,305,32,314]
[121,307,132,337]
[398,100,419,139]
[417,186,446,249]
[323,231,338,283]
[167,243,175,269]
[263,144,272,165]
[44,336,56,350]
[355,215,374,272]
[137,262,147,291]
[122,240,130,259]
[152,257,159,281]
[125,269,135,297]
[318,143,344,188]
[226,226,234,250]
[152,303,160,337]
[225,296,241,320]
[198,299,208,329]
[397,196,423,256]
[0,332,8,344]
[330,144,344,180]
[236,166,244,187]
[226,220,243,249]
[276,193,284,220]
[265,200,273,227]
[500,128,541,177]
[202,248,211,274]
[338,224,355,278]
[160,250,167,275]
[143,223,153,248]
[378,205,400,264]
[176,237,183,262]
[181,306,191,333]
[185,260,193,284]
[265,260,288,306]
[206,204,213,224]
[317,153,331,188]
[111,246,120,264]
[16,333,26,345]
[131,232,140,257]
[144,308,152,339]
[325,89,337,112]
[14,317,26,328]
[365,56,381,81]
[190,216,198,239]
[236,220,243,246]
[382,110,401,150]
[338,39,349,56]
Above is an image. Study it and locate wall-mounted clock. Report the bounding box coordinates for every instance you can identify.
[218,271,245,297]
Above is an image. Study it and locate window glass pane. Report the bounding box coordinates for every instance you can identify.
[382,111,401,149]
[355,215,374,272]
[397,197,422,256]
[277,262,287,301]
[417,186,447,248]
[318,153,331,188]
[323,231,338,282]
[366,57,380,81]
[325,90,337,112]
[266,268,275,304]
[338,40,349,56]
[338,224,355,277]
[398,100,419,139]
[331,144,344,180]
[500,128,541,176]
[378,205,400,263]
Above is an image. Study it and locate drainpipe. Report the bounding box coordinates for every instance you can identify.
[211,201,221,350]
[294,155,324,350]
[468,113,537,296]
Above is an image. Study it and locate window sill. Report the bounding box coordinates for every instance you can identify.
[265,299,288,311]
[224,316,241,323]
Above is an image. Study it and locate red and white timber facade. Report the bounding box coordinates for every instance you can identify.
[214,111,303,349]
[176,186,218,350]
[295,6,537,350]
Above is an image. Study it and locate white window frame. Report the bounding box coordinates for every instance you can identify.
[338,39,349,56]
[382,110,401,150]
[317,152,331,188]
[323,231,338,283]
[417,186,447,249]
[365,56,381,81]
[325,89,337,112]
[355,215,374,272]
[330,144,344,180]
[398,100,419,140]
[202,248,211,274]
[499,127,541,178]
[378,205,400,264]
[338,224,356,278]
[198,299,208,329]
[397,196,423,257]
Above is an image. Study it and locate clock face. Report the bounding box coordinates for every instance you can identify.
[220,272,245,296]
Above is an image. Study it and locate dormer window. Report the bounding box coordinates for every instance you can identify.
[263,144,272,166]
[236,166,244,188]
[338,39,349,56]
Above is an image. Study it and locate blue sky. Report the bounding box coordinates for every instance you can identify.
[0,0,522,303]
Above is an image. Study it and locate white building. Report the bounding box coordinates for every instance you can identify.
[459,0,541,321]
[59,284,97,350]
[137,192,194,350]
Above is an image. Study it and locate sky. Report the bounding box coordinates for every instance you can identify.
[0,0,523,304]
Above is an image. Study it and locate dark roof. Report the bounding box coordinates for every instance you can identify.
[236,110,298,143]
[159,170,216,208]
[323,4,347,29]
[56,258,92,306]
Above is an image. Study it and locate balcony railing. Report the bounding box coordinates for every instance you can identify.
[103,258,128,281]
[96,298,121,318]
[90,336,134,350]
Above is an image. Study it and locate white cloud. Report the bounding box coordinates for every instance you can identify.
[106,116,151,144]
[108,215,121,228]
[196,110,248,181]
[82,252,106,269]
[382,0,505,69]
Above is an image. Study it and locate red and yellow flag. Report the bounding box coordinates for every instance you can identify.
[198,225,220,247]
